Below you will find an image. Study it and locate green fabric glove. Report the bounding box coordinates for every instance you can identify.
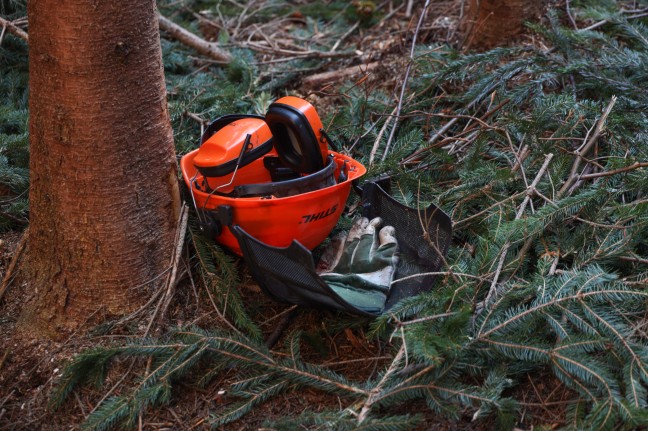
[317,217,399,313]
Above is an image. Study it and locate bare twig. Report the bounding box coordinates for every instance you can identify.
[357,344,406,424]
[454,191,526,228]
[401,98,510,165]
[330,22,359,52]
[0,16,28,42]
[264,308,298,349]
[392,271,489,285]
[578,161,648,180]
[406,0,415,18]
[158,14,232,63]
[381,0,431,162]
[236,41,356,59]
[0,348,8,371]
[302,62,379,87]
[511,144,531,173]
[619,255,648,265]
[565,0,578,29]
[558,96,617,198]
[0,21,6,45]
[158,204,190,323]
[398,311,458,327]
[480,153,555,310]
[369,106,397,165]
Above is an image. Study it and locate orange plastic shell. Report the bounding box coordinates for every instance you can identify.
[181,149,366,256]
[193,118,272,173]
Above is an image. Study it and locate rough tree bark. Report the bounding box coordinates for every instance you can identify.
[20,0,181,338]
[461,0,549,50]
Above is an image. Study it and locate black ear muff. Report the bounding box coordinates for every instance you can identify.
[266,102,325,174]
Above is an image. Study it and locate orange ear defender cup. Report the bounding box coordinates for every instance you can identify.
[265,96,329,174]
[193,115,273,178]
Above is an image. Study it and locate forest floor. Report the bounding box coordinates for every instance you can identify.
[1,1,587,430]
[0,232,570,430]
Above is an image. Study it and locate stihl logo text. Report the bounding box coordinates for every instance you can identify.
[300,204,338,224]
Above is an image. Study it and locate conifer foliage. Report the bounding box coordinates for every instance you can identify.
[0,1,28,231]
[3,0,647,429]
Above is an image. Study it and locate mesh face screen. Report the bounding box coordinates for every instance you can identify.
[363,184,452,308]
[234,183,452,315]
[242,233,352,311]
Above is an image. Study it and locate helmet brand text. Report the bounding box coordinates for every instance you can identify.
[300,204,338,224]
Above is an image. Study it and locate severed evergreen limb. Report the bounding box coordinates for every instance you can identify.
[479,153,555,311]
[558,96,617,198]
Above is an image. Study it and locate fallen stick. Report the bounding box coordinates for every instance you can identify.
[158,14,232,63]
[0,14,232,66]
[301,62,379,87]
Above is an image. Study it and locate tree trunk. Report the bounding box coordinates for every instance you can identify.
[20,0,180,338]
[461,0,548,50]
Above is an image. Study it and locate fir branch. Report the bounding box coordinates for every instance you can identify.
[480,153,554,310]
[478,288,648,339]
[357,344,406,424]
[211,379,290,426]
[558,95,617,197]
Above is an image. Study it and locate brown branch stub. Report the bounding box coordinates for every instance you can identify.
[158,14,232,64]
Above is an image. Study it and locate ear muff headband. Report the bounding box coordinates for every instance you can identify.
[266,103,325,174]
[205,156,337,199]
[234,156,336,198]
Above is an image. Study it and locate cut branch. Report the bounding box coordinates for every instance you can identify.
[480,153,554,310]
[578,162,648,180]
[158,14,232,63]
[558,96,617,198]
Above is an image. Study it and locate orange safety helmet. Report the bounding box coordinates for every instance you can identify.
[181,97,366,255]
